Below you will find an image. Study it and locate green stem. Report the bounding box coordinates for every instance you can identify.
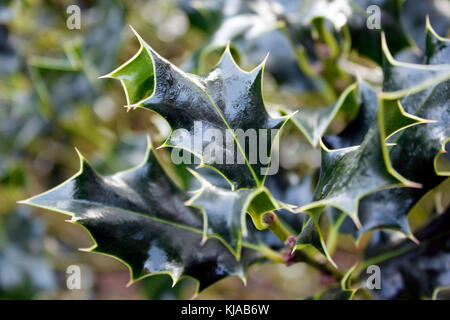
[243,242,284,264]
[263,212,292,243]
[278,15,336,103]
[293,250,344,280]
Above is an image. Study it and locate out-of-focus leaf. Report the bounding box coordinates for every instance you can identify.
[348,0,412,65]
[0,208,56,299]
[184,0,352,98]
[402,0,450,52]
[265,169,312,232]
[28,0,125,119]
[178,0,224,33]
[432,286,450,300]
[0,25,19,75]
[323,81,379,148]
[82,0,125,76]
[289,83,357,147]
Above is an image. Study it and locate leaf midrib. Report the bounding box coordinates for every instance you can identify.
[198,77,261,186]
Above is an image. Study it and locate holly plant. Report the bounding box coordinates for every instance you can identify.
[19,1,450,300]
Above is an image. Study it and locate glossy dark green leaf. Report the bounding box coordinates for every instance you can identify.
[20,143,263,294]
[296,97,421,227]
[294,207,336,267]
[324,80,432,148]
[186,169,281,259]
[316,27,448,238]
[265,169,313,232]
[104,28,288,189]
[355,23,450,238]
[360,207,450,299]
[323,81,378,148]
[292,77,430,258]
[380,33,450,100]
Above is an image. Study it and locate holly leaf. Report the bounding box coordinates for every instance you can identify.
[265,169,313,232]
[294,207,336,267]
[360,207,450,299]
[323,81,378,149]
[380,32,450,100]
[185,169,280,259]
[354,21,450,238]
[296,88,423,226]
[320,79,425,150]
[300,42,443,237]
[323,80,425,150]
[292,78,429,260]
[19,141,263,294]
[102,27,288,189]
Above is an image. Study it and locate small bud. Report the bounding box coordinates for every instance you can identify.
[284,235,296,249]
